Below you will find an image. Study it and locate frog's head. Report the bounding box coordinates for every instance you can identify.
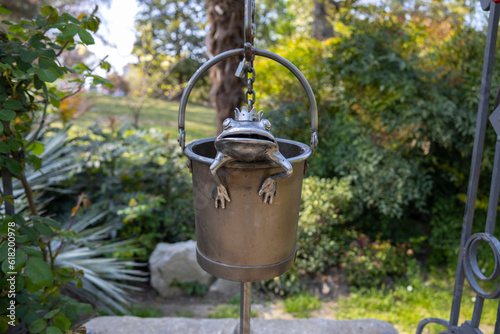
[217,106,276,145]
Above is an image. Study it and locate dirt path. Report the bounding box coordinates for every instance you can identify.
[131,269,348,320]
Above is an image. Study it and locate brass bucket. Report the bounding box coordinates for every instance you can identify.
[178,48,318,282]
[185,137,311,281]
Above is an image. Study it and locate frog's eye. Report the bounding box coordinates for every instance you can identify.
[262,119,271,131]
[223,118,232,130]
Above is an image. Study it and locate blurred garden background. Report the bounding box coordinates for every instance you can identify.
[1,0,500,333]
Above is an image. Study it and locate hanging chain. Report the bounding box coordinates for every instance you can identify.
[244,43,256,110]
[245,65,256,110]
[235,0,257,110]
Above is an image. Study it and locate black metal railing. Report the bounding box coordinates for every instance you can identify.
[417,1,500,333]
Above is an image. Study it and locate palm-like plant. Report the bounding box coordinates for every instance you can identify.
[11,128,81,213]
[54,209,148,314]
[8,127,148,314]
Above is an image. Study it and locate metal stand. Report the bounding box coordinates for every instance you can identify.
[416,1,500,333]
[240,282,252,334]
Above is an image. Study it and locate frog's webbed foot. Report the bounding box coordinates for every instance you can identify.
[259,178,278,204]
[210,152,233,209]
[258,152,293,205]
[214,184,231,209]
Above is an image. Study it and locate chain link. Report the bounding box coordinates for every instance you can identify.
[243,0,257,110]
[245,63,256,109]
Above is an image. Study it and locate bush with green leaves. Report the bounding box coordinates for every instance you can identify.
[253,1,499,280]
[340,232,409,288]
[0,4,110,213]
[58,124,195,259]
[259,176,353,295]
[0,214,92,333]
[0,4,148,332]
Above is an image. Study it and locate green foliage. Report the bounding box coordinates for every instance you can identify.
[128,305,163,318]
[0,4,110,198]
[283,292,322,318]
[0,4,114,333]
[297,177,352,273]
[427,195,489,267]
[0,215,92,333]
[253,0,498,284]
[208,304,258,319]
[261,53,434,221]
[260,176,408,295]
[132,0,207,107]
[170,279,209,296]
[65,124,195,258]
[427,195,464,266]
[259,177,352,295]
[340,232,409,288]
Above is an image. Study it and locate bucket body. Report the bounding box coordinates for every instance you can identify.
[185,137,311,282]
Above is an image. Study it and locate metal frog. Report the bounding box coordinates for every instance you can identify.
[210,106,292,209]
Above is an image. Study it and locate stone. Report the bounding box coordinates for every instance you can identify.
[85,316,237,334]
[85,316,399,334]
[209,278,241,297]
[149,241,213,297]
[250,318,399,334]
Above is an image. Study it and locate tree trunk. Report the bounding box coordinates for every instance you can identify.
[314,0,334,40]
[206,0,245,135]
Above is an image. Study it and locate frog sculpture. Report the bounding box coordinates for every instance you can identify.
[210,106,292,209]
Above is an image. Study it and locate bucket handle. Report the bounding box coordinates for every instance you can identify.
[178,48,318,153]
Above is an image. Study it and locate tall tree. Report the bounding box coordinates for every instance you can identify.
[206,0,245,134]
[314,0,334,39]
[135,0,206,93]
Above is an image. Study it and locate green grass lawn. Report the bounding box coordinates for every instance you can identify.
[335,270,498,334]
[78,94,217,141]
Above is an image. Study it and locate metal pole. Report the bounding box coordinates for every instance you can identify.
[448,1,500,327]
[240,282,252,334]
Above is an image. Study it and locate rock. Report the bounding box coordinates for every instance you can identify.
[85,316,237,334]
[209,278,241,297]
[149,241,213,297]
[250,318,399,334]
[85,316,399,334]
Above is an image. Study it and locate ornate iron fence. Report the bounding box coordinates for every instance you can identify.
[417,1,500,333]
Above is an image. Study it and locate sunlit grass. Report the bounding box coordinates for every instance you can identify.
[78,94,217,141]
[284,293,322,318]
[335,270,498,334]
[208,295,259,319]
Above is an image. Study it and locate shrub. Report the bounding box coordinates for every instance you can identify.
[0,215,92,333]
[259,176,353,295]
[340,232,409,288]
[0,4,117,332]
[296,176,353,273]
[60,124,195,258]
[254,6,498,278]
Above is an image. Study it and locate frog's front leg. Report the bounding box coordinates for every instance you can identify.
[259,152,293,204]
[210,152,233,209]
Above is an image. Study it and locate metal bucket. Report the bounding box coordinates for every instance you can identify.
[178,47,318,282]
[185,137,311,281]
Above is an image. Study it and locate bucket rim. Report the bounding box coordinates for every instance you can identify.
[184,137,312,168]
